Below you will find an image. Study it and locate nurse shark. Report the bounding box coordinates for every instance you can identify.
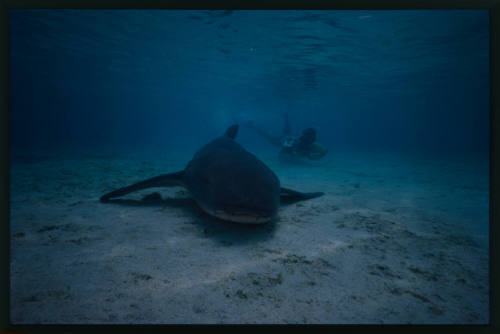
[100,125,323,224]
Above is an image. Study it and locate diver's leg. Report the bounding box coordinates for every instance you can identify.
[307,143,328,160]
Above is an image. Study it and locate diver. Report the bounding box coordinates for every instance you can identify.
[247,114,328,160]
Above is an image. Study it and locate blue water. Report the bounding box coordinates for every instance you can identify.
[9,10,489,155]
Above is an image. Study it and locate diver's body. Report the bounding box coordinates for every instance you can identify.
[248,114,328,160]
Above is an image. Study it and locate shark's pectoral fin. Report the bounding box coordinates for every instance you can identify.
[100,171,185,202]
[279,187,324,203]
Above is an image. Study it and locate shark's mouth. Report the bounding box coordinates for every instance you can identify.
[196,201,273,224]
[210,210,272,224]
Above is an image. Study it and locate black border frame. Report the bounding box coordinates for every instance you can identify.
[1,1,498,333]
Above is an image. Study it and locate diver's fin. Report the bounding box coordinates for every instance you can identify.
[100,171,185,202]
[225,125,239,139]
[279,187,324,203]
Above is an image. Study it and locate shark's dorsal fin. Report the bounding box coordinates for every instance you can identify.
[225,125,239,139]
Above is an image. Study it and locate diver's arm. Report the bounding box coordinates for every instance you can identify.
[248,123,283,147]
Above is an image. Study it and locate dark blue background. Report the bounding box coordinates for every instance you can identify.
[9,10,490,156]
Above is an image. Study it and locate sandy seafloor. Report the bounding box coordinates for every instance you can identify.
[9,148,489,324]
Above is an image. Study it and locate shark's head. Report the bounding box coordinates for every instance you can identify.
[183,125,281,224]
[204,158,280,223]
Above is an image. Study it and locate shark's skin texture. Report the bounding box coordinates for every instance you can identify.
[100,125,323,224]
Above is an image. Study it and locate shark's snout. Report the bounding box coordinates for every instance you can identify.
[207,183,280,224]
